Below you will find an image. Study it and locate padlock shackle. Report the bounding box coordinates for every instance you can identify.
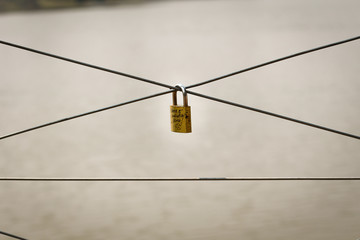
[172,84,188,107]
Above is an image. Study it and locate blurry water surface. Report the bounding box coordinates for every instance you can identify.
[0,0,359,239]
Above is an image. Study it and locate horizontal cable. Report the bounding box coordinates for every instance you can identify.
[187,35,360,89]
[0,40,175,89]
[0,230,27,240]
[0,89,173,141]
[0,177,360,182]
[187,90,360,140]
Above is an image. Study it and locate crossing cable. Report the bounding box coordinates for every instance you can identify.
[0,177,360,181]
[0,36,357,240]
[0,230,27,240]
[0,40,175,90]
[187,90,360,140]
[187,35,360,89]
[0,89,173,140]
[0,37,359,141]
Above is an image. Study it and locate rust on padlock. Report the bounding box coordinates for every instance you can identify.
[170,84,192,133]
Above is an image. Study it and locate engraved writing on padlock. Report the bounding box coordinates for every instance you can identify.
[170,84,192,133]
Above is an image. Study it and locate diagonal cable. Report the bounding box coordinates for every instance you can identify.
[187,35,360,89]
[187,90,360,140]
[0,230,27,240]
[0,40,175,89]
[0,89,173,141]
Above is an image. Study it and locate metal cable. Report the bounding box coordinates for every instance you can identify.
[187,90,360,140]
[187,35,360,89]
[1,37,359,140]
[0,89,173,140]
[0,40,175,90]
[0,177,359,182]
[0,230,27,240]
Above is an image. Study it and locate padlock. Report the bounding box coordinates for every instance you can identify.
[170,84,192,133]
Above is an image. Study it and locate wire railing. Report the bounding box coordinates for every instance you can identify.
[1,36,359,141]
[0,35,359,240]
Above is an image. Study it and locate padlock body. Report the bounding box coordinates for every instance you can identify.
[170,105,192,133]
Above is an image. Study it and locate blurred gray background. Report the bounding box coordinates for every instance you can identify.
[0,0,359,239]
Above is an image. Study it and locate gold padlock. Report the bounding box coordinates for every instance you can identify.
[170,84,192,133]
